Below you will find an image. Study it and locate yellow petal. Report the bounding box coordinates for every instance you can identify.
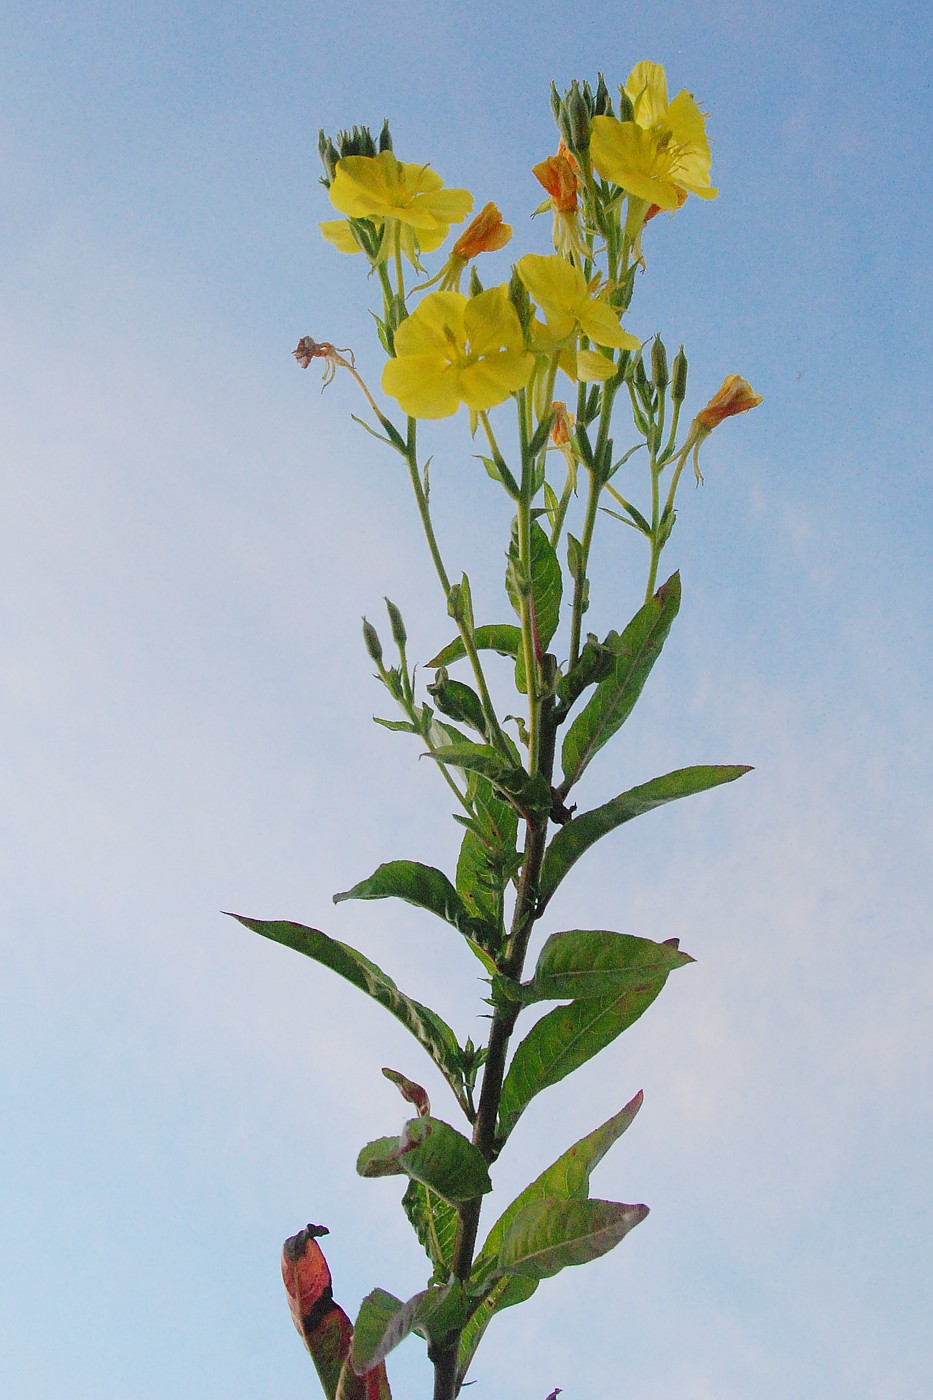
[382,355,461,419]
[459,351,534,410]
[319,219,363,254]
[463,287,523,356]
[625,60,669,127]
[577,299,641,351]
[515,254,581,340]
[394,292,467,357]
[575,348,617,382]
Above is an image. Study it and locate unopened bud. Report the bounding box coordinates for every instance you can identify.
[671,347,688,403]
[594,73,612,117]
[507,268,533,334]
[616,86,635,123]
[378,118,393,153]
[384,597,406,649]
[468,266,484,297]
[318,130,338,184]
[362,617,383,665]
[550,82,562,125]
[651,336,669,391]
[565,81,591,153]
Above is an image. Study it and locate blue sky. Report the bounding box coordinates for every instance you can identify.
[2,2,931,1396]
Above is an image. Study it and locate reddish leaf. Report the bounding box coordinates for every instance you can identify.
[282,1224,392,1400]
[382,1067,431,1117]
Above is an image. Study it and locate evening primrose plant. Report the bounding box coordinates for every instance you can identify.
[235,63,760,1400]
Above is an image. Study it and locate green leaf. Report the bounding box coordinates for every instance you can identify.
[506,517,563,649]
[429,744,551,824]
[470,1093,643,1295]
[456,1275,538,1383]
[538,765,752,911]
[561,572,681,789]
[497,982,674,1140]
[357,1136,407,1179]
[229,916,466,1110]
[349,1290,403,1376]
[524,929,693,1003]
[498,1197,648,1279]
[555,634,616,715]
[427,624,522,669]
[402,1181,459,1280]
[395,1116,492,1204]
[333,859,491,943]
[427,673,488,737]
[352,1283,467,1376]
[455,779,518,937]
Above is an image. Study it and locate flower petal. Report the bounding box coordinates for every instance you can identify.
[625,60,669,127]
[394,292,467,356]
[576,299,640,351]
[459,352,533,410]
[382,354,461,418]
[464,286,524,356]
[319,219,363,254]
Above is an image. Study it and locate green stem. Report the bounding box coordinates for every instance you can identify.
[568,378,616,669]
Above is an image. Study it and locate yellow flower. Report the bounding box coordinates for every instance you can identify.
[590,61,717,211]
[694,375,762,430]
[381,287,533,419]
[327,151,473,263]
[515,254,640,352]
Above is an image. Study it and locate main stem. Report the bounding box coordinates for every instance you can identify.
[431,698,558,1400]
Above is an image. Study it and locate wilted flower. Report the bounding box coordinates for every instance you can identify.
[695,375,763,429]
[420,203,512,291]
[533,145,588,260]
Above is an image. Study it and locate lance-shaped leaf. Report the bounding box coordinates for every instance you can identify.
[560,573,681,790]
[456,1275,538,1385]
[358,1118,492,1205]
[455,778,519,935]
[498,1197,648,1279]
[382,1067,431,1117]
[472,1092,643,1289]
[402,1181,459,1280]
[506,517,563,650]
[352,1282,467,1376]
[537,765,752,912]
[427,624,522,669]
[459,1094,644,1376]
[429,743,552,825]
[498,983,677,1140]
[229,917,467,1113]
[333,860,492,945]
[524,930,693,1003]
[282,1224,392,1400]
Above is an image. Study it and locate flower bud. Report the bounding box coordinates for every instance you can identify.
[616,86,635,123]
[507,267,534,335]
[594,73,612,117]
[550,82,563,125]
[361,617,383,665]
[671,346,688,404]
[651,336,669,391]
[378,118,393,152]
[384,597,406,649]
[565,81,591,154]
[468,266,484,297]
[317,129,339,185]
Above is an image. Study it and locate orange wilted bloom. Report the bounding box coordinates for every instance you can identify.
[452,202,512,261]
[550,400,574,446]
[533,151,579,213]
[645,187,687,223]
[695,375,763,430]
